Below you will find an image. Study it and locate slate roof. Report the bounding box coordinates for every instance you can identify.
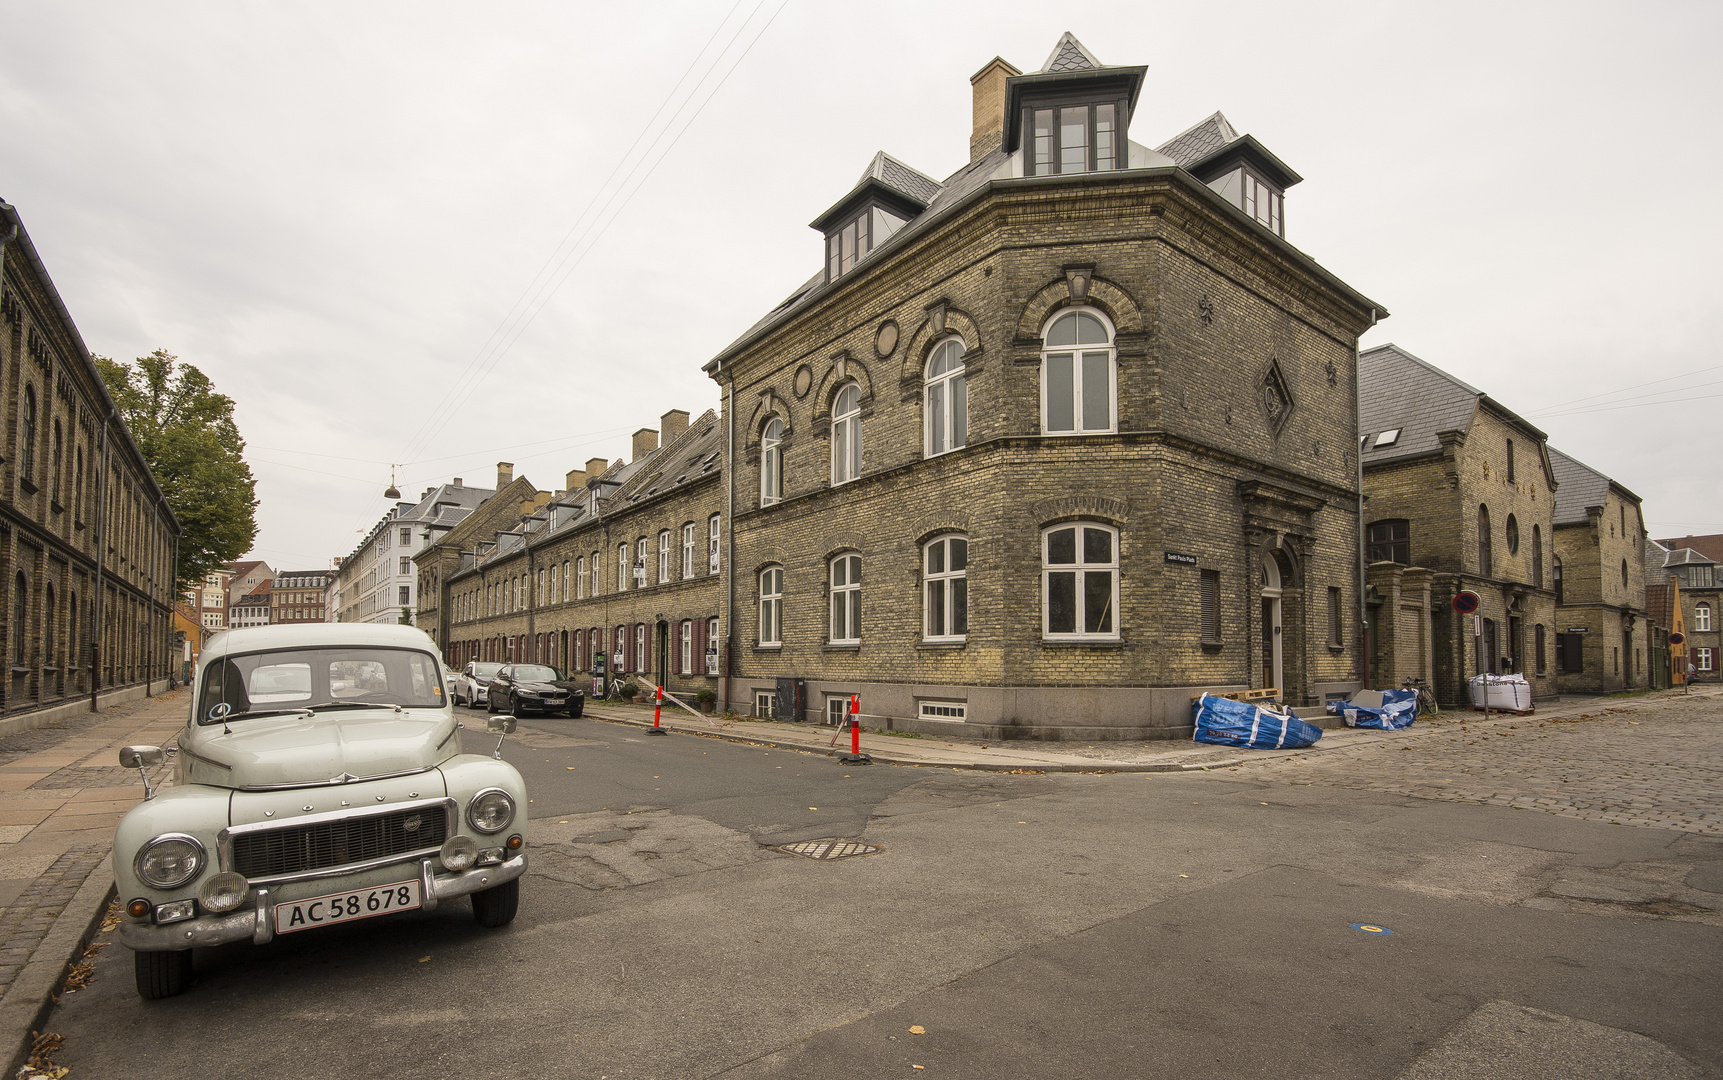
[858,151,943,206]
[1548,449,1614,526]
[1359,344,1491,464]
[1664,547,1714,568]
[1155,111,1241,169]
[1040,31,1101,73]
[1657,533,1723,564]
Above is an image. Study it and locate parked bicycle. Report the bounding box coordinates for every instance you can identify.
[1401,677,1439,717]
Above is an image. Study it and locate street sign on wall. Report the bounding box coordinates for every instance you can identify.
[1453,590,1482,615]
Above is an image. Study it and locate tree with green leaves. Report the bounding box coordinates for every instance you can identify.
[95,349,258,594]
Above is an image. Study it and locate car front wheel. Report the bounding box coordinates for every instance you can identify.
[471,878,519,928]
[570,699,584,718]
[135,948,194,999]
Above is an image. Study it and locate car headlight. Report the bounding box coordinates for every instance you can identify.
[135,834,206,890]
[467,789,515,834]
[199,871,250,913]
[440,835,478,872]
[516,690,539,698]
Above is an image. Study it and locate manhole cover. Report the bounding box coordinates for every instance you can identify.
[775,839,881,860]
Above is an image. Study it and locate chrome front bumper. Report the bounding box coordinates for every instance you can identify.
[118,853,528,952]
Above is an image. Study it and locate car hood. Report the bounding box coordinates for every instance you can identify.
[182,710,461,790]
[509,680,568,694]
[548,680,587,694]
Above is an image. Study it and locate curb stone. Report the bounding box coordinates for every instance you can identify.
[0,861,114,1079]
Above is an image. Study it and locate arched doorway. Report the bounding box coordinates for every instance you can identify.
[1260,549,1293,693]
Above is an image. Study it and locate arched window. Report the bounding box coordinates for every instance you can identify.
[925,339,967,457]
[1622,559,1629,589]
[760,417,783,506]
[831,384,862,485]
[74,445,84,521]
[20,387,36,483]
[1697,603,1712,633]
[1505,514,1520,556]
[43,585,55,670]
[924,535,968,641]
[658,530,671,583]
[1532,525,1543,587]
[759,567,783,646]
[12,572,27,666]
[1043,523,1118,639]
[1553,555,1564,605]
[1040,309,1115,435]
[1476,504,1492,576]
[830,554,861,644]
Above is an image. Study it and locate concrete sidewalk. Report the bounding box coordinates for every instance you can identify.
[0,689,185,1076]
[578,685,1722,773]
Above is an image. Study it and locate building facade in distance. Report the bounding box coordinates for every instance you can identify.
[271,568,332,624]
[1548,449,1646,692]
[335,478,493,625]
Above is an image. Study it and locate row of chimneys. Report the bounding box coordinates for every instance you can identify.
[489,409,692,494]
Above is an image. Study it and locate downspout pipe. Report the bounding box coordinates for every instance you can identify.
[720,363,735,713]
[1356,307,1379,691]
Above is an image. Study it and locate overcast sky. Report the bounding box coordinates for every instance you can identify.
[3,0,1719,569]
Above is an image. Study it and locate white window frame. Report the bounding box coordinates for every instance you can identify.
[830,553,861,645]
[634,624,646,673]
[1042,522,1120,641]
[636,538,649,588]
[706,617,719,670]
[708,514,721,574]
[576,557,585,599]
[826,696,851,725]
[1039,308,1117,436]
[754,691,775,718]
[617,544,628,592]
[682,523,696,580]
[680,620,693,675]
[923,534,968,642]
[924,338,968,457]
[590,552,600,597]
[1697,647,1715,672]
[919,700,967,721]
[1697,603,1712,633]
[563,560,570,602]
[831,382,862,485]
[759,567,783,646]
[658,530,671,584]
[761,417,783,506]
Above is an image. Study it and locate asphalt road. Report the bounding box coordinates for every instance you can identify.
[40,711,1723,1079]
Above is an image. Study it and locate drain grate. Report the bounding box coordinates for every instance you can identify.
[775,838,881,860]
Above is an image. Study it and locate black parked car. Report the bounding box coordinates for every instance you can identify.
[485,664,585,717]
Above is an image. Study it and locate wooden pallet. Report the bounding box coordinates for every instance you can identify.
[1469,705,1534,716]
[1192,688,1281,703]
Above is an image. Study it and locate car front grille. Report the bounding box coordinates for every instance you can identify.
[230,804,450,881]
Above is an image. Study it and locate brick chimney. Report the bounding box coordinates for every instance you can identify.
[632,428,659,462]
[969,57,1021,163]
[496,462,513,488]
[585,457,607,482]
[564,466,586,491]
[660,409,690,442]
[452,477,462,488]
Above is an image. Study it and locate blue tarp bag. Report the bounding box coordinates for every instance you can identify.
[1193,694,1322,750]
[1326,689,1417,730]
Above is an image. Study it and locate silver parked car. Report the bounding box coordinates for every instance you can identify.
[455,661,504,708]
[113,623,527,999]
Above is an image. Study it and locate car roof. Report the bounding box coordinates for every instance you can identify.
[203,622,438,662]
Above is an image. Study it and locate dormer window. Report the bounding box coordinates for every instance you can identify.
[1207,165,1282,234]
[1027,101,1122,175]
[826,205,907,281]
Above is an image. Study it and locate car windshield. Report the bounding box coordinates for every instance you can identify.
[198,646,446,723]
[472,663,503,678]
[511,665,559,682]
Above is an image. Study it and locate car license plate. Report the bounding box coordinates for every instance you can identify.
[275,880,422,935]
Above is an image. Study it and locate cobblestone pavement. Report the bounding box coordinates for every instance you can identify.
[1240,694,1723,834]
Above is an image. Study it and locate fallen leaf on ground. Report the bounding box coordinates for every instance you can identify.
[909,1025,925,1034]
[418,956,431,963]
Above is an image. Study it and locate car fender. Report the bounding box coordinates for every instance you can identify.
[113,785,233,901]
[438,755,528,839]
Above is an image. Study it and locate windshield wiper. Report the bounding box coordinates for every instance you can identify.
[215,707,315,723]
[304,701,405,713]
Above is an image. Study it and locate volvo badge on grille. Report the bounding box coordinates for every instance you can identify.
[402,814,422,833]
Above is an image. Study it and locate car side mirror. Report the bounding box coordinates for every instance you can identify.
[118,745,167,769]
[485,715,515,760]
[119,745,169,799]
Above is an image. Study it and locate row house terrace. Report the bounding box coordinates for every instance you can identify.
[1548,449,1647,692]
[419,410,726,704]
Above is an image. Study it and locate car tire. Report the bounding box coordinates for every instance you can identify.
[471,878,519,928]
[487,695,497,713]
[135,948,194,999]
[570,700,584,718]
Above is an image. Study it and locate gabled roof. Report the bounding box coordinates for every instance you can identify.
[1156,111,1240,169]
[1548,448,1640,526]
[809,152,944,233]
[1645,580,1676,627]
[1664,547,1715,568]
[1657,533,1723,564]
[1360,344,1550,480]
[858,151,942,206]
[1040,31,1101,73]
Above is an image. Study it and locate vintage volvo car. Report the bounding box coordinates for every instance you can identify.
[113,623,527,999]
